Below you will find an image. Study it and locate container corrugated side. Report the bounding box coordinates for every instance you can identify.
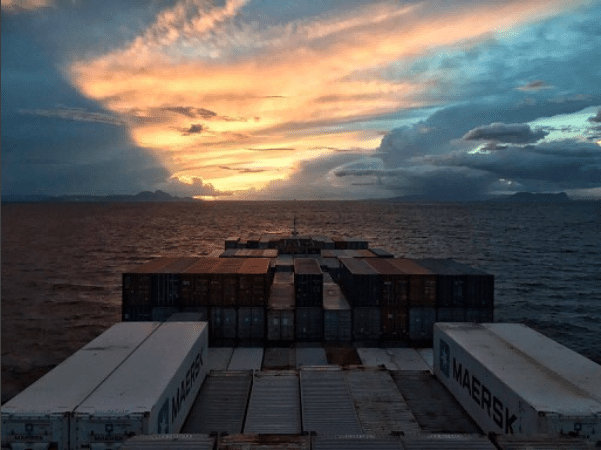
[352,307,381,342]
[323,282,352,342]
[344,367,421,436]
[294,259,323,307]
[1,322,161,450]
[218,434,311,450]
[390,370,481,434]
[152,257,200,307]
[381,306,408,342]
[387,259,437,307]
[180,258,221,307]
[433,323,601,438]
[295,307,324,341]
[244,371,302,434]
[408,306,436,343]
[180,370,252,434]
[237,307,266,341]
[120,434,215,450]
[123,257,179,315]
[400,434,496,450]
[339,258,380,306]
[73,322,208,448]
[211,307,238,341]
[300,367,363,435]
[414,258,466,308]
[267,309,295,341]
[312,435,403,450]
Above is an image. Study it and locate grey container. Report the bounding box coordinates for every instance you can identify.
[237,307,266,341]
[1,322,161,450]
[206,347,234,371]
[211,307,237,341]
[352,307,381,342]
[300,367,363,435]
[295,307,323,341]
[244,371,302,434]
[408,307,436,343]
[218,434,311,450]
[180,370,252,434]
[267,282,295,341]
[323,282,352,342]
[390,370,481,434]
[262,347,296,370]
[72,322,208,448]
[312,435,403,450]
[345,367,421,436]
[339,258,380,306]
[294,258,323,307]
[400,434,496,450]
[492,435,599,449]
[120,434,215,450]
[434,323,601,438]
[295,346,328,367]
[227,347,264,371]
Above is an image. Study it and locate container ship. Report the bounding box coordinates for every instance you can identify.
[2,235,600,450]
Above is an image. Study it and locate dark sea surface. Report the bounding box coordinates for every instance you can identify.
[2,200,600,402]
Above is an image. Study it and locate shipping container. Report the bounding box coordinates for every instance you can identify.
[210,259,247,306]
[151,257,200,307]
[323,281,352,342]
[180,370,252,434]
[238,258,272,307]
[72,322,208,448]
[363,258,409,308]
[339,258,380,306]
[295,307,324,342]
[120,434,215,450]
[312,435,403,450]
[433,323,601,438]
[123,257,179,313]
[180,258,221,307]
[465,308,494,323]
[417,348,434,371]
[262,347,296,370]
[331,236,348,250]
[385,348,432,371]
[437,308,466,322]
[206,347,234,371]
[267,282,295,341]
[443,260,494,309]
[295,345,328,367]
[408,307,436,343]
[319,258,342,281]
[386,259,437,307]
[346,238,369,250]
[218,434,311,450]
[369,248,395,258]
[227,347,264,371]
[237,307,266,341]
[413,259,467,308]
[244,371,302,434]
[274,255,294,272]
[211,307,238,341]
[492,435,598,449]
[352,307,381,342]
[300,367,363,435]
[123,305,153,321]
[294,258,323,307]
[220,249,238,258]
[170,308,208,322]
[390,370,481,433]
[400,434,496,450]
[225,237,240,249]
[380,306,408,342]
[311,235,335,250]
[151,307,179,321]
[356,348,398,370]
[1,322,161,450]
[345,367,421,436]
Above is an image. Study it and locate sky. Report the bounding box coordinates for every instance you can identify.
[2,0,600,200]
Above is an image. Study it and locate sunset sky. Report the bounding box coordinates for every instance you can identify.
[2,0,600,200]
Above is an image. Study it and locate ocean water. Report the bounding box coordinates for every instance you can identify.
[1,200,600,402]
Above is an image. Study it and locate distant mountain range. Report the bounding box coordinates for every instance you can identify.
[1,190,197,203]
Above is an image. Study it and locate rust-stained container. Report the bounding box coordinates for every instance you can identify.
[180,257,221,307]
[207,259,245,306]
[122,257,178,312]
[364,258,409,307]
[294,258,323,307]
[267,282,295,341]
[237,307,265,341]
[323,282,351,342]
[219,434,311,450]
[339,258,380,306]
[210,307,237,341]
[380,306,408,342]
[387,258,437,307]
[295,307,323,341]
[409,306,436,343]
[151,257,200,307]
[352,307,381,342]
[238,258,271,306]
[413,258,467,307]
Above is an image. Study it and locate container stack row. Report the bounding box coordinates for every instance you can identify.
[226,235,368,253]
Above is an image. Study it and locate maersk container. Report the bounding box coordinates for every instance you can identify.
[323,281,351,342]
[433,323,601,438]
[408,307,436,343]
[295,307,324,341]
[352,307,381,342]
[72,322,208,449]
[390,370,481,434]
[300,367,363,435]
[120,433,215,450]
[1,322,161,450]
[344,367,421,436]
[244,371,302,434]
[211,307,237,341]
[237,307,265,341]
[294,258,323,307]
[180,370,251,434]
[339,258,380,306]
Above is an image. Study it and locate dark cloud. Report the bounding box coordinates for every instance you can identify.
[462,123,549,144]
[182,124,204,135]
[157,176,232,198]
[589,109,601,123]
[516,80,554,91]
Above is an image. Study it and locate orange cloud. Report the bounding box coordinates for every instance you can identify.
[68,0,586,196]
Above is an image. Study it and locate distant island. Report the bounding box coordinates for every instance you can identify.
[1,190,198,203]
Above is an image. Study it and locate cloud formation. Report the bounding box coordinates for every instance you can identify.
[462,123,549,144]
[516,80,554,91]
